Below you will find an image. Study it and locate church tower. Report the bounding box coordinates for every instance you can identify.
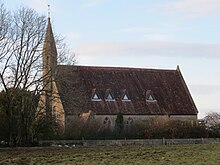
[42,17,65,129]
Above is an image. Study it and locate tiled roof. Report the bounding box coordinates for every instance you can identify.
[55,65,198,116]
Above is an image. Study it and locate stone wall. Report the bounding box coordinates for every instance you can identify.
[66,114,197,130]
[64,113,198,139]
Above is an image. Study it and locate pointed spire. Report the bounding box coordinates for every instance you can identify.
[43,17,57,76]
[42,17,58,119]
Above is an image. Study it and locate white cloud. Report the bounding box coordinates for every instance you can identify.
[74,41,220,58]
[113,25,190,42]
[190,84,220,95]
[161,0,220,18]
[117,27,173,41]
[119,25,188,34]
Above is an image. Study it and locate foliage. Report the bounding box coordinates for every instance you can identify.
[0,88,39,146]
[0,88,64,146]
[0,2,75,146]
[33,115,62,141]
[204,112,220,137]
[63,115,209,140]
[63,118,84,140]
[132,117,207,139]
[115,112,124,137]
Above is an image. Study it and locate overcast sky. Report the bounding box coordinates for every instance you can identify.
[4,0,220,118]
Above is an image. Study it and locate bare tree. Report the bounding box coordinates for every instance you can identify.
[0,3,11,61]
[0,3,76,146]
[0,5,47,146]
[204,112,220,137]
[56,35,77,65]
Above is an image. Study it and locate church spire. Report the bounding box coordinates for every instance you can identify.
[42,17,58,118]
[41,15,65,130]
[42,17,57,77]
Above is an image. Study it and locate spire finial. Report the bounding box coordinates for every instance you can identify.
[47,4,50,18]
[176,65,180,71]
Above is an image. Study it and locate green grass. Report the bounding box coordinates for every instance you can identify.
[0,144,220,165]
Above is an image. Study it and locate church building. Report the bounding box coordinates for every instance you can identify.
[41,18,198,133]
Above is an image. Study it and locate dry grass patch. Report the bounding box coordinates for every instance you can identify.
[0,144,220,165]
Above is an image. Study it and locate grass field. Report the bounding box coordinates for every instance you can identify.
[0,144,220,165]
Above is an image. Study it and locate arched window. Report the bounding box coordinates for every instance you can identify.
[126,117,133,125]
[103,117,111,128]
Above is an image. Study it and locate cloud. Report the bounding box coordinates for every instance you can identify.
[115,27,173,41]
[116,27,173,41]
[80,0,106,10]
[189,84,220,95]
[118,25,188,34]
[74,41,220,58]
[112,25,190,42]
[161,0,220,18]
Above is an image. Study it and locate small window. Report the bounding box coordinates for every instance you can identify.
[91,90,102,101]
[93,94,99,99]
[146,94,157,103]
[106,94,113,100]
[105,89,115,101]
[91,93,102,101]
[103,117,111,128]
[122,94,131,101]
[121,89,131,101]
[126,117,133,125]
[46,56,49,66]
[105,93,115,101]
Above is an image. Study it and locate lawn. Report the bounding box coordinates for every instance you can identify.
[0,144,220,165]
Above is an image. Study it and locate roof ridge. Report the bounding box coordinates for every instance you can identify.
[57,65,176,72]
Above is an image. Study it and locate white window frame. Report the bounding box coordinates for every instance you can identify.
[91,93,102,101]
[122,94,131,102]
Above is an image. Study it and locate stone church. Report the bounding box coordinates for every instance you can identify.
[41,17,198,133]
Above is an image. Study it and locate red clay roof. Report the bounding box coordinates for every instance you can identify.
[55,65,198,116]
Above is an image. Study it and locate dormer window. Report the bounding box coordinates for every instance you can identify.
[146,94,157,102]
[105,89,115,101]
[122,94,129,101]
[91,89,102,101]
[121,89,131,102]
[106,94,113,100]
[105,93,115,101]
[145,90,157,103]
